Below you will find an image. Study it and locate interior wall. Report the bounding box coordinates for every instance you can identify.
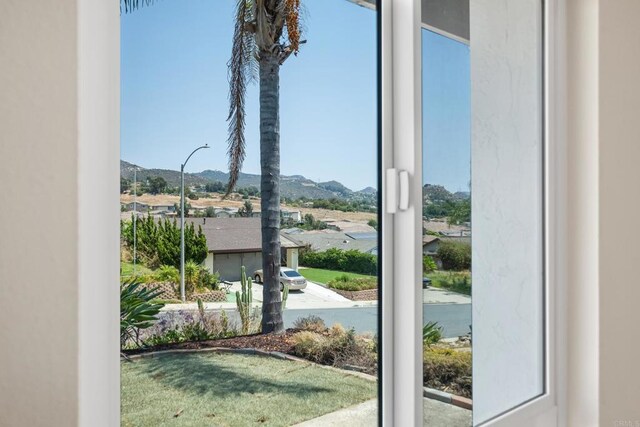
[598,0,640,424]
[0,1,79,425]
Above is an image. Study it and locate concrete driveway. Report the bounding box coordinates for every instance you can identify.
[228,280,376,309]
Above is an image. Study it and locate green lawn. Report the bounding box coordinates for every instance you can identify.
[121,353,376,427]
[121,262,153,279]
[425,271,471,295]
[299,268,372,285]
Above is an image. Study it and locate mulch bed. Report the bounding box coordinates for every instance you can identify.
[123,329,300,357]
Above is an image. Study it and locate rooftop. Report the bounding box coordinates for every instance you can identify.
[185,217,303,254]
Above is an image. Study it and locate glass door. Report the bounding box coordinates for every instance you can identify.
[409,0,555,425]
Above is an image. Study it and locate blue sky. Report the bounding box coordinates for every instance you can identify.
[121,1,470,192]
[422,30,471,192]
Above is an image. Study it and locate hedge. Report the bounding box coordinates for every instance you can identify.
[300,248,377,275]
[436,240,471,271]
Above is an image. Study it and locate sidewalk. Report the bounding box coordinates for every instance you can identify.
[293,397,472,426]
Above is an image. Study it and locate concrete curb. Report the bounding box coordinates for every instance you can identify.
[423,387,472,410]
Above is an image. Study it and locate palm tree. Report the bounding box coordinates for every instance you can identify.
[226,0,302,334]
[121,0,303,334]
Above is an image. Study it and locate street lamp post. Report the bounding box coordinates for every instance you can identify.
[180,144,210,302]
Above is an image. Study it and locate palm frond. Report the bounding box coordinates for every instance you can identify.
[226,0,258,196]
[120,0,159,14]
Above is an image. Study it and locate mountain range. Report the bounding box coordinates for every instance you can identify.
[121,160,377,201]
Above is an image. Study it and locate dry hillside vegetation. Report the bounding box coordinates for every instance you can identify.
[120,194,376,222]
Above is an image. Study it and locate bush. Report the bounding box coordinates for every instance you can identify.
[293,315,327,333]
[291,324,376,373]
[154,265,179,283]
[423,348,472,398]
[423,255,437,273]
[184,261,220,294]
[141,308,250,347]
[422,321,443,347]
[327,275,377,291]
[300,248,377,275]
[120,280,165,348]
[430,272,471,295]
[436,241,471,271]
[121,216,208,269]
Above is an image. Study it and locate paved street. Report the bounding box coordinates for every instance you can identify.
[161,284,471,338]
[283,303,471,338]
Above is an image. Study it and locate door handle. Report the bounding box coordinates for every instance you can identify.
[386,169,410,213]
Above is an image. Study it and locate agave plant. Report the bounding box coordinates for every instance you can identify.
[120,279,165,348]
[423,321,443,347]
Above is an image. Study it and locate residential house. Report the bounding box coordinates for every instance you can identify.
[186,217,304,281]
[284,229,378,255]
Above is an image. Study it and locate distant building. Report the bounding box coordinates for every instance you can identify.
[423,235,441,256]
[284,229,378,255]
[323,219,376,234]
[186,217,304,281]
[122,202,149,212]
[282,209,302,223]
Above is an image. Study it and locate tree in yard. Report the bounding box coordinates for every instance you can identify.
[204,206,217,218]
[238,199,254,217]
[225,0,304,334]
[121,176,131,193]
[120,0,304,334]
[145,176,167,195]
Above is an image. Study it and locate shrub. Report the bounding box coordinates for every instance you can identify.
[154,265,179,283]
[422,321,443,347]
[120,280,165,348]
[184,261,200,294]
[291,324,377,373]
[423,255,437,274]
[120,216,208,269]
[431,272,472,295]
[293,315,327,333]
[300,248,377,275]
[141,308,249,347]
[436,241,471,271]
[423,348,472,398]
[327,276,377,291]
[182,262,220,294]
[291,331,327,360]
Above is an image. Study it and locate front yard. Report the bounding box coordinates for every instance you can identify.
[299,267,373,285]
[425,271,471,295]
[121,352,376,427]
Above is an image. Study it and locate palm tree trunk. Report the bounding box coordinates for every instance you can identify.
[260,52,284,334]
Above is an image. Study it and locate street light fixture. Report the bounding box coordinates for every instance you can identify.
[180,144,210,302]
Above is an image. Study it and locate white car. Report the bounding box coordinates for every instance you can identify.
[252,267,307,291]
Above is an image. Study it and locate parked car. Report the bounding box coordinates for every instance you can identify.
[253,267,308,291]
[422,277,432,288]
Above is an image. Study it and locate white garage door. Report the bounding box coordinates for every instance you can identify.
[213,252,262,281]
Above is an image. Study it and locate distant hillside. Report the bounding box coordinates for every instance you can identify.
[120,161,208,187]
[423,184,471,203]
[121,160,377,201]
[358,187,377,195]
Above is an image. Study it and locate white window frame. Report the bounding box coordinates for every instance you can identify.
[76,0,569,425]
[386,0,566,425]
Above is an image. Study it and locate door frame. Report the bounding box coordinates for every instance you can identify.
[76,0,571,425]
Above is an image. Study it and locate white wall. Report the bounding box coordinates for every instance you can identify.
[598,1,640,424]
[0,1,79,425]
